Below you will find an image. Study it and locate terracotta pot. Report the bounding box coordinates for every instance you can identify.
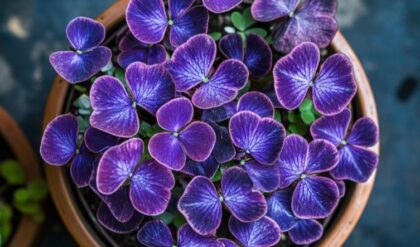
[0,108,42,247]
[42,0,380,246]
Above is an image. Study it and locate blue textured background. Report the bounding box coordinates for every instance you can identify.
[0,0,419,246]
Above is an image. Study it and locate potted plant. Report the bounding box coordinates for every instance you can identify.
[41,0,379,246]
[0,108,48,247]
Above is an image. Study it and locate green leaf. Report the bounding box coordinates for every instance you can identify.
[28,180,48,201]
[13,188,30,203]
[155,212,174,225]
[224,26,236,34]
[238,80,251,97]
[73,95,91,113]
[231,12,245,31]
[139,121,155,138]
[0,220,12,245]
[73,85,87,93]
[238,32,246,42]
[209,32,222,41]
[245,28,268,38]
[211,169,222,182]
[265,35,272,45]
[173,213,186,228]
[242,8,256,30]
[14,199,40,215]
[0,160,25,185]
[287,112,298,123]
[299,99,312,112]
[114,68,127,85]
[76,116,90,133]
[274,110,282,123]
[288,124,307,136]
[301,111,316,125]
[0,202,12,222]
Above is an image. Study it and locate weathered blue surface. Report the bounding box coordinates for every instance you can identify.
[0,0,419,246]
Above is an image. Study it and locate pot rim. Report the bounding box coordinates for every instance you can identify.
[42,1,379,246]
[0,107,42,247]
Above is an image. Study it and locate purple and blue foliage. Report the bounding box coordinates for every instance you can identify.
[41,1,379,246]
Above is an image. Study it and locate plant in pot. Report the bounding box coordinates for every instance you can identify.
[41,0,380,246]
[0,108,48,247]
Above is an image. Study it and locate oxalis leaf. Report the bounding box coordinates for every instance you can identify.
[210,32,222,41]
[242,8,256,30]
[28,179,48,201]
[0,160,25,185]
[231,12,245,31]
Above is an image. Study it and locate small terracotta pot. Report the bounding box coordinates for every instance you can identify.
[42,1,380,246]
[0,108,42,247]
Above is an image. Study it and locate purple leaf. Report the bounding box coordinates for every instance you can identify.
[130,160,175,216]
[201,101,237,123]
[126,62,175,115]
[251,0,299,22]
[177,224,224,247]
[118,46,167,69]
[66,17,105,51]
[178,176,222,235]
[169,0,194,18]
[244,34,273,78]
[118,49,148,69]
[331,145,378,182]
[229,111,285,165]
[84,127,119,153]
[207,121,236,164]
[49,47,111,84]
[170,6,209,47]
[126,0,168,44]
[288,219,323,245]
[263,88,282,109]
[96,202,143,234]
[228,216,281,247]
[277,135,308,189]
[237,92,274,118]
[222,167,267,222]
[292,176,339,219]
[181,155,219,178]
[310,108,351,146]
[40,113,78,166]
[218,239,239,247]
[90,76,139,137]
[179,121,216,162]
[103,187,136,223]
[148,133,186,171]
[70,144,95,188]
[219,34,244,61]
[243,160,280,192]
[275,42,355,115]
[305,139,339,174]
[335,179,346,198]
[203,0,242,13]
[347,117,379,147]
[137,220,173,247]
[273,42,319,110]
[166,34,216,92]
[97,138,143,195]
[156,97,193,132]
[89,162,136,223]
[313,54,357,115]
[117,31,167,68]
[267,189,299,232]
[118,29,146,51]
[277,0,337,53]
[192,59,248,109]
